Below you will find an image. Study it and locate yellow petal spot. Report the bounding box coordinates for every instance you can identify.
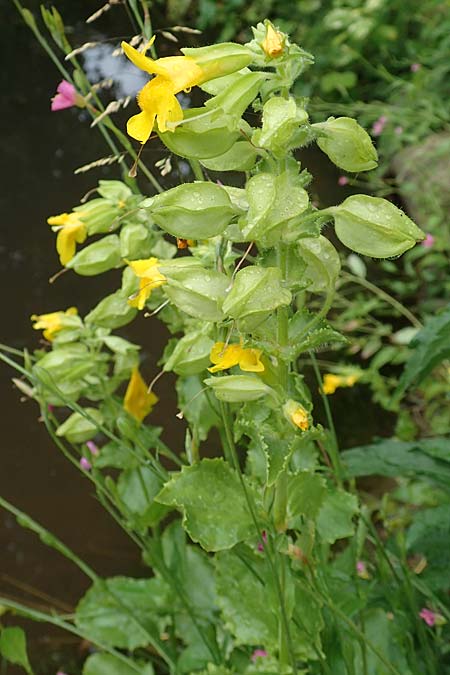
[31,307,78,341]
[47,212,87,266]
[127,257,166,310]
[124,368,158,422]
[261,23,285,58]
[208,341,265,373]
[323,373,359,395]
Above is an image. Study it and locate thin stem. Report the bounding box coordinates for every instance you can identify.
[0,496,175,669]
[309,352,344,487]
[341,272,422,329]
[189,158,205,181]
[0,597,146,674]
[219,401,297,673]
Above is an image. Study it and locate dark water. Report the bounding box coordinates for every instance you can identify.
[0,3,394,672]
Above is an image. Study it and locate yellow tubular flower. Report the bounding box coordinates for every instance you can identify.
[31,307,78,341]
[323,373,359,395]
[124,368,158,422]
[261,23,285,58]
[127,258,166,310]
[291,405,309,431]
[208,342,265,373]
[47,212,87,266]
[121,40,205,143]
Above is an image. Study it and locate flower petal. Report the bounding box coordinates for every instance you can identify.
[127,110,156,144]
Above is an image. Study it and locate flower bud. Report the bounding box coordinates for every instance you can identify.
[314,117,378,172]
[74,199,121,235]
[120,223,153,259]
[204,375,273,402]
[326,194,425,258]
[143,182,237,239]
[283,399,309,431]
[261,21,285,58]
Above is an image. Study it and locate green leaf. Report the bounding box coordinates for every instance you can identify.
[328,195,424,258]
[83,652,154,675]
[156,459,258,551]
[316,489,358,543]
[159,260,229,322]
[342,438,450,487]
[252,96,308,156]
[297,235,340,292]
[159,107,239,160]
[56,408,103,443]
[287,472,327,526]
[222,266,291,331]
[67,235,122,276]
[0,627,32,674]
[204,375,273,403]
[200,140,259,172]
[144,183,237,239]
[406,505,450,590]
[215,550,278,647]
[117,466,168,528]
[120,223,153,259]
[176,375,220,442]
[75,576,169,649]
[395,304,450,399]
[85,290,138,329]
[315,116,377,172]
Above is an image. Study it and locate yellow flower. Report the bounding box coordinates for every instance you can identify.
[31,307,78,341]
[208,341,265,373]
[124,368,158,422]
[261,23,285,58]
[322,373,359,395]
[127,257,166,310]
[283,399,309,431]
[47,212,87,266]
[121,40,206,143]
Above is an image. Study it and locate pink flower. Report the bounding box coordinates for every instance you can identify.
[51,80,78,111]
[356,560,370,579]
[80,457,92,471]
[421,233,435,248]
[410,63,421,73]
[257,530,268,552]
[251,649,268,661]
[394,126,403,135]
[338,176,348,186]
[419,608,436,626]
[372,115,388,137]
[86,440,99,456]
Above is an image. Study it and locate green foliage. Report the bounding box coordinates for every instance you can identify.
[395,304,450,398]
[156,459,258,551]
[3,6,447,675]
[0,627,32,674]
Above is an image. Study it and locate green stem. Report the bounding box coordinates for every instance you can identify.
[0,597,146,674]
[309,352,344,487]
[276,242,289,390]
[0,497,175,669]
[189,158,205,182]
[341,272,422,329]
[219,401,297,673]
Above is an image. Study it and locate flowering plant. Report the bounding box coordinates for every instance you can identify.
[1,4,449,675]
